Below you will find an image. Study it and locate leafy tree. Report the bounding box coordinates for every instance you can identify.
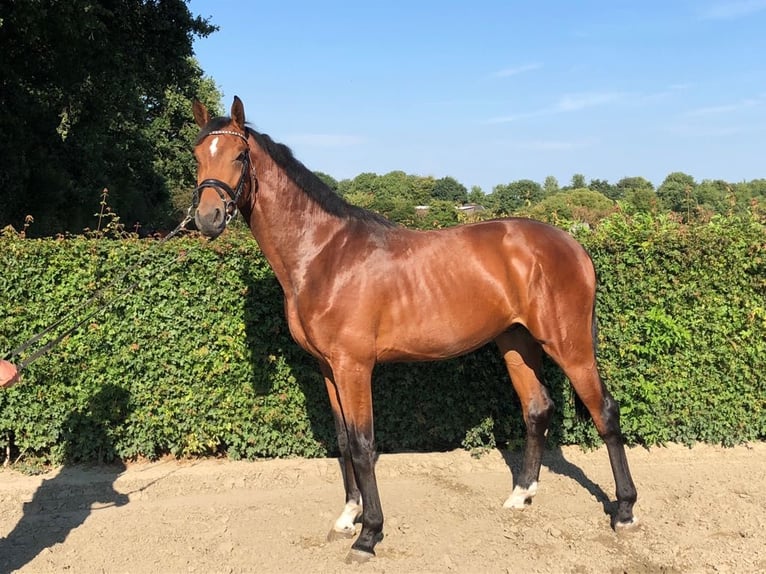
[490,179,544,215]
[315,172,340,192]
[543,175,560,195]
[590,178,618,200]
[339,171,437,223]
[615,176,654,197]
[695,179,733,216]
[0,0,215,234]
[622,187,659,215]
[568,173,587,190]
[376,171,431,210]
[380,195,418,224]
[412,200,460,229]
[340,188,376,211]
[615,177,657,214]
[657,172,696,214]
[431,176,468,203]
[748,179,766,200]
[524,189,615,225]
[147,66,223,221]
[338,172,377,197]
[467,186,486,205]
[733,179,766,213]
[411,176,438,205]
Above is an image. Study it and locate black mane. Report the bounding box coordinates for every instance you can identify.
[197,117,395,228]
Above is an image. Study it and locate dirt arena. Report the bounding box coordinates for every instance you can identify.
[1,443,764,573]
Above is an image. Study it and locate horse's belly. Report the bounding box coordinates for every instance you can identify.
[375,304,512,362]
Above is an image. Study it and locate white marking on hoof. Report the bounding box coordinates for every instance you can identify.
[345,548,374,564]
[615,516,640,531]
[328,499,362,540]
[503,481,538,509]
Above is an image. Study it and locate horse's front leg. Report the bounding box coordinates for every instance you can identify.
[345,422,382,562]
[324,361,383,563]
[329,453,363,540]
[324,372,363,540]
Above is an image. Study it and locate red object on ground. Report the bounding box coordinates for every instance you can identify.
[0,359,20,388]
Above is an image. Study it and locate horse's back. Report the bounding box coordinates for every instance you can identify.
[405,217,596,299]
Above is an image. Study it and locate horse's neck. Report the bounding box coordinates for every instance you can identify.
[247,156,344,294]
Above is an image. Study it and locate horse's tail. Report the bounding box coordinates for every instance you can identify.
[571,270,601,422]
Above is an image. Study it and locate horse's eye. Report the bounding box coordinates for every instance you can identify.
[237,151,248,163]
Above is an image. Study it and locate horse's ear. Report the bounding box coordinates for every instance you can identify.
[231,96,246,128]
[192,100,209,128]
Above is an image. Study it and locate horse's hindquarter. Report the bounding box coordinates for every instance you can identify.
[295,218,592,364]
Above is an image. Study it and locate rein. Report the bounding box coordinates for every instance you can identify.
[190,129,252,227]
[2,214,194,373]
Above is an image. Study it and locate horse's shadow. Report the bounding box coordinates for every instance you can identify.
[0,384,130,572]
[499,448,616,519]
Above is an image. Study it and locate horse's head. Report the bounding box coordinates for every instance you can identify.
[191,96,254,239]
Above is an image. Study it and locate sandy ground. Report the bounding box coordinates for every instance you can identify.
[0,443,764,573]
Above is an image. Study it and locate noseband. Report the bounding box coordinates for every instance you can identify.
[191,129,252,226]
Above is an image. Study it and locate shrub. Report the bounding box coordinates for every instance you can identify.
[0,211,763,466]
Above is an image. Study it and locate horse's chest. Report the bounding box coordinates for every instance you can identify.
[283,296,329,358]
[284,300,310,347]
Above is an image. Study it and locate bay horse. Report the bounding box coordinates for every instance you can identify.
[191,97,638,562]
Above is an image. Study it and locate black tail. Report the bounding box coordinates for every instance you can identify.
[574,302,601,421]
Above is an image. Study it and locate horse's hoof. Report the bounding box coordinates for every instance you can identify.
[345,549,375,564]
[327,527,356,542]
[614,516,640,532]
[503,482,537,509]
[503,495,529,509]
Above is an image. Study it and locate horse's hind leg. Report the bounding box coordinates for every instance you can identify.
[542,335,638,529]
[495,327,553,509]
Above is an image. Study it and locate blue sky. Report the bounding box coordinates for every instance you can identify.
[187,1,766,193]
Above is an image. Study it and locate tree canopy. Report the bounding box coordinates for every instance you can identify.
[0,0,216,235]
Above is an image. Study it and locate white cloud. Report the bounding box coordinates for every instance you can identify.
[664,122,766,137]
[492,63,543,78]
[684,96,763,117]
[509,138,597,151]
[486,92,624,124]
[485,110,547,124]
[554,92,623,112]
[700,0,766,20]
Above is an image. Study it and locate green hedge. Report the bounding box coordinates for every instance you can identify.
[0,212,764,466]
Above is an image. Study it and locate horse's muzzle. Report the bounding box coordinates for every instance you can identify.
[194,203,227,239]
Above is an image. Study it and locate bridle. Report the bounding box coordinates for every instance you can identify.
[191,129,253,226]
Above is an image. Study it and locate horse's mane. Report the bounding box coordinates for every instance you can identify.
[197,117,396,228]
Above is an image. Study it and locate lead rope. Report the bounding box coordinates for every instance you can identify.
[2,213,194,373]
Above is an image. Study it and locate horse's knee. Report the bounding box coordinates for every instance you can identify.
[336,429,350,454]
[347,424,376,462]
[526,394,554,434]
